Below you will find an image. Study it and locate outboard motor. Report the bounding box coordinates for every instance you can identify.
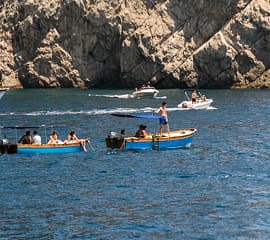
[0,139,17,154]
[106,132,124,149]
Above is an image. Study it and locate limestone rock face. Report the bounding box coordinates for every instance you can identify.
[0,0,269,88]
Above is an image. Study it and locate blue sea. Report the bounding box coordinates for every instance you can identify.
[0,89,269,239]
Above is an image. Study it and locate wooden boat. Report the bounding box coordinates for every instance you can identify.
[106,113,197,150]
[0,126,86,154]
[106,128,197,150]
[177,90,213,109]
[0,87,9,99]
[17,142,84,154]
[0,141,84,154]
[132,86,159,98]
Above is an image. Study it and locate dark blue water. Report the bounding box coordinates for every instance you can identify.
[0,89,269,239]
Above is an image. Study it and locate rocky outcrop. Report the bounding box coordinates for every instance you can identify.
[0,0,269,88]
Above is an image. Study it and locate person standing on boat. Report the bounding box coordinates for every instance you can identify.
[191,90,198,104]
[18,130,32,144]
[156,101,170,136]
[32,130,41,144]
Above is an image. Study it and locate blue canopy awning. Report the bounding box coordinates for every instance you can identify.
[111,113,164,120]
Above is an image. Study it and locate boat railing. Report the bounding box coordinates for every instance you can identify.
[0,125,58,144]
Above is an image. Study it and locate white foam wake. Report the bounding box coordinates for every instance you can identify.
[0,105,216,117]
[88,94,134,99]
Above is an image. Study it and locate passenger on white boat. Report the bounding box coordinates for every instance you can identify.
[191,90,198,104]
[201,95,207,102]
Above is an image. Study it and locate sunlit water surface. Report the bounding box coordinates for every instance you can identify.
[0,89,269,239]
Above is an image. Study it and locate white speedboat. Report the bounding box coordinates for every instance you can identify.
[132,86,159,98]
[0,88,9,99]
[177,90,213,109]
[178,99,213,109]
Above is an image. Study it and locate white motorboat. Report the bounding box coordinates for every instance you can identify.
[0,88,9,99]
[132,86,159,98]
[177,90,213,109]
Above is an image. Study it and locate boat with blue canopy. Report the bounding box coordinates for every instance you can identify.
[0,125,87,154]
[106,113,197,150]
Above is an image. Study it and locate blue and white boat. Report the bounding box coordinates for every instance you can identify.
[106,113,197,150]
[0,125,86,154]
[16,142,84,154]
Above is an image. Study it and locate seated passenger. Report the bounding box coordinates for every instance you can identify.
[120,129,125,139]
[201,95,207,102]
[141,125,148,138]
[135,125,148,138]
[32,130,41,144]
[65,130,88,152]
[18,130,32,144]
[66,130,79,142]
[48,130,63,144]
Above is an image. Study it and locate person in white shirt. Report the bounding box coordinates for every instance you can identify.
[32,130,41,144]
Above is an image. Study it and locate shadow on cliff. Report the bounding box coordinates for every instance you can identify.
[138,0,251,88]
[193,45,235,88]
[163,0,248,46]
[12,0,122,88]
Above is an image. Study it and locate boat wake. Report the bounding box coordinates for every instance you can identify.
[0,108,152,116]
[0,106,216,117]
[153,95,167,99]
[88,93,167,99]
[88,93,134,99]
[177,106,217,110]
[207,106,217,110]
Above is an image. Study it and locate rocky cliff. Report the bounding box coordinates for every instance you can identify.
[0,0,269,88]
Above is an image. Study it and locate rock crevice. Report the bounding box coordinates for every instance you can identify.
[0,0,269,88]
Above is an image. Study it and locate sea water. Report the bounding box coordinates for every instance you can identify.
[0,89,269,239]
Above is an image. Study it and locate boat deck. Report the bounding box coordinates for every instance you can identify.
[124,129,197,141]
